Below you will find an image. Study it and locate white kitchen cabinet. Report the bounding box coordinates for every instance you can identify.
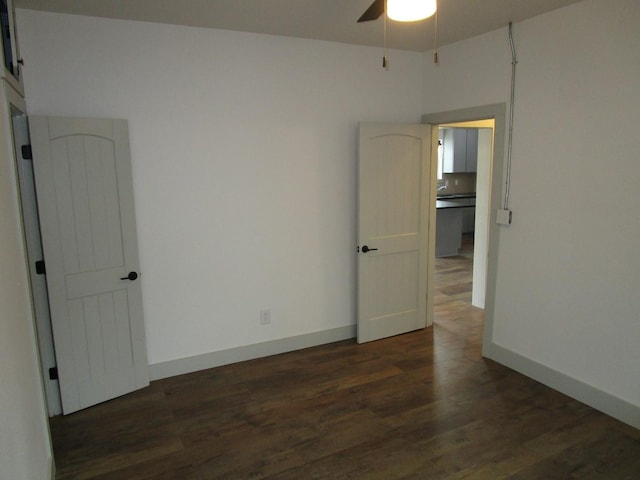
[464,129,478,172]
[0,0,23,94]
[436,208,463,257]
[442,129,464,173]
[442,128,478,173]
[462,207,475,234]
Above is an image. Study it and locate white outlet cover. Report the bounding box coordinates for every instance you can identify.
[497,209,512,225]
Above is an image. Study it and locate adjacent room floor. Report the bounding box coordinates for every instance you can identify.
[50,235,640,479]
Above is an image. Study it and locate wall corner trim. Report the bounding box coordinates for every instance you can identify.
[149,325,356,381]
[487,342,640,430]
[49,455,55,480]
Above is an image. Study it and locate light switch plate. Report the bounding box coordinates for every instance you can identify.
[497,209,512,225]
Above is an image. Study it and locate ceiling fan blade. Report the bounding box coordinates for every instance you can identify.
[357,0,385,23]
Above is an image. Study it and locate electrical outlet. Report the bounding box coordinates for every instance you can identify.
[497,209,512,225]
[260,309,271,325]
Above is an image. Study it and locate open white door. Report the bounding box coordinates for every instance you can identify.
[357,123,433,343]
[30,116,149,414]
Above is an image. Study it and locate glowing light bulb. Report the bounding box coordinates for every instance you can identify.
[387,0,437,22]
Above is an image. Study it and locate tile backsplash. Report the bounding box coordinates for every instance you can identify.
[438,173,477,195]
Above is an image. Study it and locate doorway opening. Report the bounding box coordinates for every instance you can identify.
[434,119,494,321]
[423,103,506,355]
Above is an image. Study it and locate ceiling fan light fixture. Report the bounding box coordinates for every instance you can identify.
[387,0,437,22]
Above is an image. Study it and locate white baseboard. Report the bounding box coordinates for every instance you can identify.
[48,454,55,480]
[487,342,640,430]
[149,329,639,430]
[149,325,356,381]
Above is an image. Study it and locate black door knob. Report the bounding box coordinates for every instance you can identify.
[361,245,378,253]
[120,271,138,281]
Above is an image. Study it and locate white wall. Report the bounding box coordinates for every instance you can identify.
[423,0,640,409]
[16,10,423,366]
[0,84,52,480]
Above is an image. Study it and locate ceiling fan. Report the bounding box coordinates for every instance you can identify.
[357,0,385,23]
[357,0,439,67]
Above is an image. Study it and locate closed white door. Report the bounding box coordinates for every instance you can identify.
[357,123,433,343]
[30,116,149,414]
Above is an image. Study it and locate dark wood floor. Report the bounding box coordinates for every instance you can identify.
[50,236,640,479]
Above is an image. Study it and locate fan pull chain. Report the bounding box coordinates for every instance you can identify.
[383,1,389,69]
[433,3,439,64]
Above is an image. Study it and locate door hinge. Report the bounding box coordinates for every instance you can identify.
[21,145,33,160]
[48,367,58,380]
[35,259,46,275]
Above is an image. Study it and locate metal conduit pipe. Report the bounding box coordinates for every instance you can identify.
[504,21,517,209]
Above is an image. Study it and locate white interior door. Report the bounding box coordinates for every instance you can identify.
[357,123,433,343]
[30,116,149,414]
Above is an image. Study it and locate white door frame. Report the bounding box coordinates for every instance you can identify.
[422,103,507,357]
[6,87,62,416]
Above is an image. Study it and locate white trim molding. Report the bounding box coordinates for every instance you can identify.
[487,342,640,430]
[149,326,356,381]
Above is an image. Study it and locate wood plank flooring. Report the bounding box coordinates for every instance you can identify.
[50,236,640,479]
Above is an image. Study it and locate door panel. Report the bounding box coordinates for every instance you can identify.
[357,123,432,343]
[30,116,148,414]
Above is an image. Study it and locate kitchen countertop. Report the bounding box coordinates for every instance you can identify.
[436,194,476,209]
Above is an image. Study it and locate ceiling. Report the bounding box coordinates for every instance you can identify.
[14,0,583,52]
